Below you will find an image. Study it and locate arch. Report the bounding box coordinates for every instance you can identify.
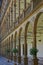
[19,27,22,39]
[13,31,17,61]
[25,22,29,36]
[14,31,17,40]
[9,37,10,44]
[14,31,17,48]
[24,22,29,56]
[18,27,25,57]
[33,12,43,47]
[24,21,34,57]
[11,34,13,40]
[11,34,13,47]
[34,12,43,33]
[17,27,23,63]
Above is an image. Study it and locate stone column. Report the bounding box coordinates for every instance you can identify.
[10,37,11,60]
[33,27,36,48]
[24,0,26,9]
[24,0,26,17]
[14,39,16,61]
[33,27,38,65]
[0,43,1,55]
[13,0,15,27]
[14,0,16,27]
[9,37,10,59]
[5,41,6,57]
[6,41,7,58]
[7,13,10,30]
[13,33,18,65]
[24,32,28,65]
[18,0,20,16]
[7,39,10,62]
[10,7,12,28]
[11,35,13,60]
[11,6,13,27]
[17,1,21,62]
[30,0,33,11]
[18,37,21,64]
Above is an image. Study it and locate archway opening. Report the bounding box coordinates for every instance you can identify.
[26,22,33,58]
[20,28,24,57]
[36,13,43,59]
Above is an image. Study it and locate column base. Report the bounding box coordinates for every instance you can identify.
[33,58,38,65]
[18,56,21,63]
[24,57,28,65]
[8,55,10,59]
[9,55,11,60]
[14,56,17,62]
[11,55,13,60]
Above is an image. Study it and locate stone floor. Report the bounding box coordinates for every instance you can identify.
[0,56,43,65]
[0,56,14,65]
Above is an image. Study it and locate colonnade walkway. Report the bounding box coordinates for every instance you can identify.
[0,56,43,65]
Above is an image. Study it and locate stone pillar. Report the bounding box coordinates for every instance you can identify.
[10,7,12,28]
[18,0,20,16]
[33,25,38,65]
[8,39,9,59]
[14,0,16,27]
[8,13,10,29]
[24,32,28,65]
[14,34,17,62]
[9,37,10,59]
[33,28,36,48]
[7,14,9,30]
[24,0,26,9]
[0,43,1,55]
[30,0,33,11]
[18,37,21,64]
[6,39,8,58]
[6,41,7,58]
[10,37,11,60]
[13,0,15,26]
[11,35,13,60]
[5,41,6,57]
[11,5,13,27]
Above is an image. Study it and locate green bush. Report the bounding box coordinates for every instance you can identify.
[12,48,18,53]
[30,47,38,56]
[6,49,10,53]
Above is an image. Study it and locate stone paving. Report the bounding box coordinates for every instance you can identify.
[0,56,43,65]
[0,56,22,65]
[0,56,14,65]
